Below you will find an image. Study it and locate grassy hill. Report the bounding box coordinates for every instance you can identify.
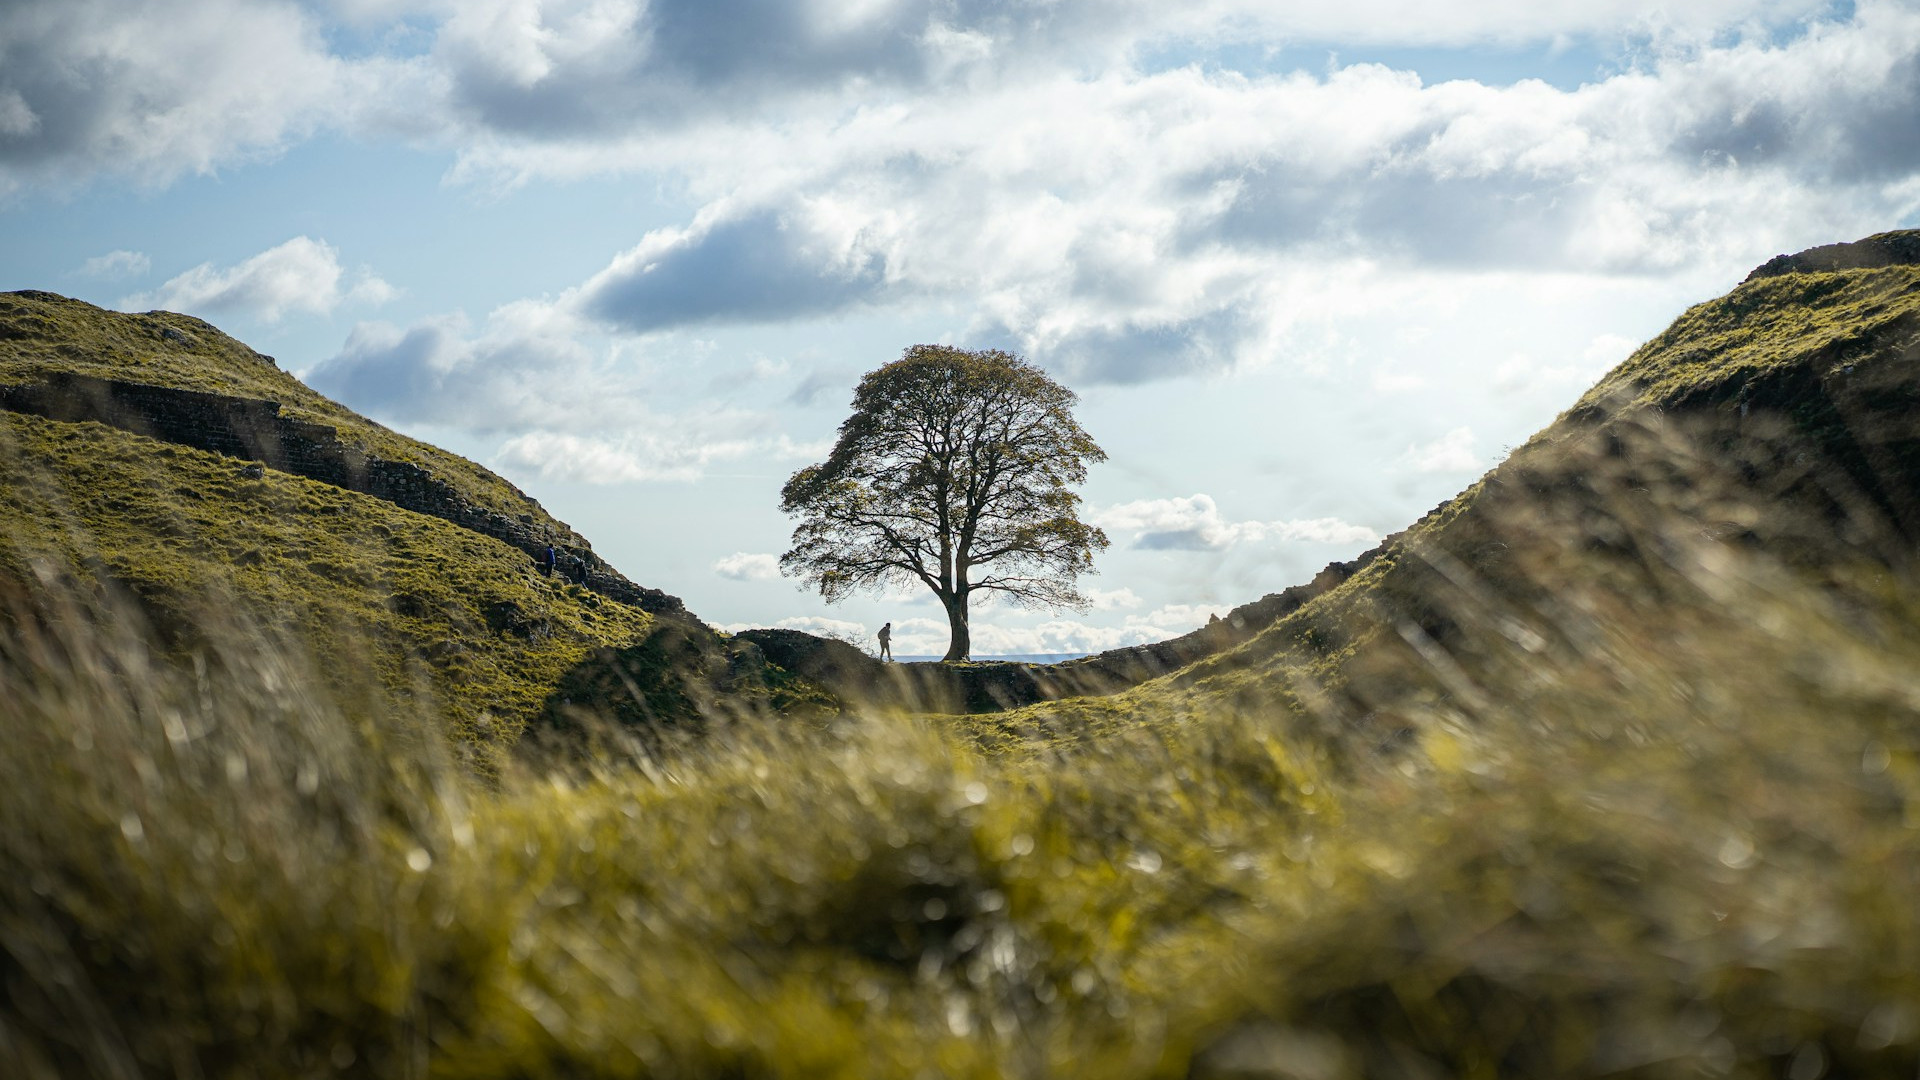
[0,291,561,527]
[4,291,634,521]
[978,231,1920,756]
[0,292,816,774]
[0,408,661,770]
[9,235,1920,1078]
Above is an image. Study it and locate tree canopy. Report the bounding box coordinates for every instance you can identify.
[780,345,1109,662]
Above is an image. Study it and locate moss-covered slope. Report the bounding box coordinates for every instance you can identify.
[0,291,557,529]
[0,293,818,766]
[0,409,655,770]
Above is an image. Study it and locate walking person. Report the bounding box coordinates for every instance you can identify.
[877,621,893,662]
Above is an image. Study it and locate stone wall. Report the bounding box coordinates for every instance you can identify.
[0,372,687,616]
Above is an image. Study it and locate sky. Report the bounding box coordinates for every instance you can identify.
[3,0,1918,658]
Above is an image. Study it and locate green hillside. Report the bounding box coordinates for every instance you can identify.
[0,292,817,773]
[983,231,1920,757]
[9,236,1920,1078]
[0,408,657,769]
[0,291,560,528]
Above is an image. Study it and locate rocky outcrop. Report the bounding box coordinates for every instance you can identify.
[0,371,687,615]
[1743,230,1920,281]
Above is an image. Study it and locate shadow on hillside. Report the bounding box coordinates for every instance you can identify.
[529,618,839,755]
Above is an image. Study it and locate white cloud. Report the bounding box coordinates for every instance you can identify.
[75,250,150,280]
[494,429,824,484]
[1141,603,1229,629]
[1086,586,1142,610]
[713,552,782,581]
[123,236,394,322]
[1492,332,1640,394]
[308,304,600,431]
[11,1,1917,391]
[0,0,419,192]
[883,616,957,656]
[1583,332,1640,370]
[420,0,1920,386]
[579,204,891,332]
[309,299,834,483]
[1398,426,1481,474]
[423,0,1821,160]
[1092,493,1380,551]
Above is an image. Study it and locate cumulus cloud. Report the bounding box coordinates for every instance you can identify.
[308,299,832,482]
[1398,426,1482,474]
[495,429,824,484]
[580,205,891,332]
[788,366,856,407]
[429,1,1919,385]
[1092,493,1380,551]
[16,0,1920,388]
[123,236,394,322]
[712,552,783,581]
[431,0,979,139]
[24,0,1918,396]
[307,303,596,430]
[0,0,417,192]
[425,0,1816,151]
[1085,586,1142,610]
[75,250,150,280]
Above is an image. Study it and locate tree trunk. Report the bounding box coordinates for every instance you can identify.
[941,592,971,662]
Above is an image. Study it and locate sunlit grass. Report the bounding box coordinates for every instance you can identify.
[0,409,659,771]
[0,291,559,523]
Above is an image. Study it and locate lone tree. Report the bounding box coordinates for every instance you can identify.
[780,345,1109,662]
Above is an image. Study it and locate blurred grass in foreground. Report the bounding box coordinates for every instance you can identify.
[9,417,1920,1079]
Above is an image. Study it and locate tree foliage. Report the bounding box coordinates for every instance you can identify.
[780,345,1109,662]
